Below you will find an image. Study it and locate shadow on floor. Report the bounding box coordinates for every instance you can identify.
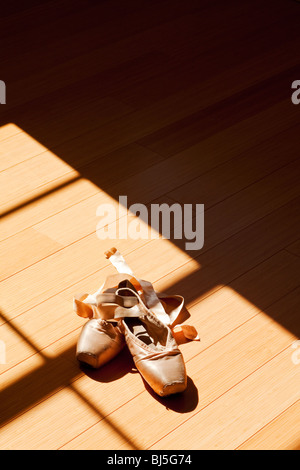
[0,0,300,447]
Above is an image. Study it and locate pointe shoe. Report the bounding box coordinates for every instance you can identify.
[76,318,124,368]
[115,285,187,397]
[73,288,138,368]
[73,247,198,384]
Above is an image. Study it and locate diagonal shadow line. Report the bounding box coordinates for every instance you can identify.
[0,309,45,356]
[1,196,299,432]
[1,249,299,436]
[0,342,81,428]
[0,305,140,449]
[0,190,299,447]
[0,0,299,452]
[0,175,81,219]
[0,192,299,440]
[0,333,140,450]
[66,383,140,450]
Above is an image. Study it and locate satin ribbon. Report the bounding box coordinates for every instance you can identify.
[74,248,199,341]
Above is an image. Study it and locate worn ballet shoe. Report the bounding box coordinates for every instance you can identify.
[73,247,198,388]
[76,318,124,368]
[115,285,187,397]
[74,287,137,368]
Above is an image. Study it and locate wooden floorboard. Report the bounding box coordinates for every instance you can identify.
[0,0,299,450]
[237,401,300,450]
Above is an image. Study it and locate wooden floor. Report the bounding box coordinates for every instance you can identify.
[0,0,300,450]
